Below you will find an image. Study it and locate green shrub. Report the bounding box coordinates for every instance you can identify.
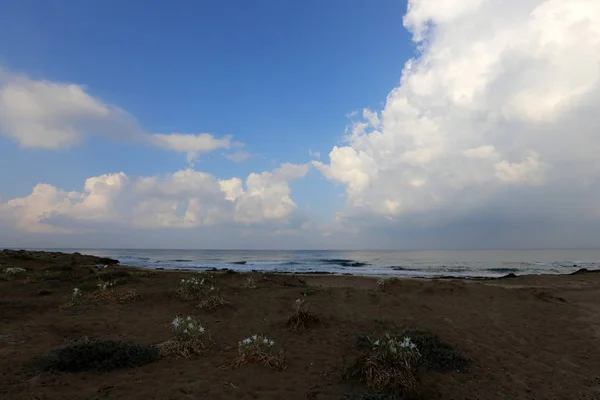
[401,328,470,372]
[37,339,159,372]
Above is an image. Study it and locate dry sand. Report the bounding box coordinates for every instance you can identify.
[1,250,600,399]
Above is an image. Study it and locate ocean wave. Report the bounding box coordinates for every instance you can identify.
[486,267,520,273]
[318,259,369,267]
[169,259,194,262]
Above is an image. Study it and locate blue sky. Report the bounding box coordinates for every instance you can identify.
[0,0,410,193]
[1,0,599,249]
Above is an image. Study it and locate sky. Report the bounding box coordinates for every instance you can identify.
[0,0,599,250]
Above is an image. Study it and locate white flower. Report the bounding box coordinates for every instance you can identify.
[184,329,188,333]
[188,322,194,329]
[198,326,205,333]
[252,335,258,341]
[263,338,269,344]
[269,340,275,346]
[187,316,192,321]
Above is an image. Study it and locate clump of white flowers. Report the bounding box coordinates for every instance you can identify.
[370,334,421,369]
[158,315,211,358]
[238,334,277,356]
[3,267,27,276]
[97,280,115,291]
[67,287,83,305]
[177,276,217,300]
[171,315,207,341]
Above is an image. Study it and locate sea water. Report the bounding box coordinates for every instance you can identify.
[45,248,600,278]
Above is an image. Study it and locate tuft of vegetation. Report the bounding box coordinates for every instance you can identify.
[401,328,470,372]
[177,276,217,300]
[3,267,27,277]
[157,315,211,358]
[376,278,403,292]
[244,276,257,289]
[177,275,227,311]
[286,299,320,331]
[300,285,327,296]
[36,339,159,373]
[345,334,421,393]
[225,334,286,371]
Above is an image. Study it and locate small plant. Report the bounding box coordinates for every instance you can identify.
[3,267,27,276]
[35,338,159,373]
[177,275,227,311]
[71,288,83,302]
[226,334,286,371]
[286,299,320,331]
[376,278,402,291]
[244,276,256,289]
[97,280,115,291]
[345,334,421,393]
[114,290,143,304]
[157,316,211,358]
[177,276,216,300]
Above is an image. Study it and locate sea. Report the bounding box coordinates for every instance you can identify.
[48,249,600,278]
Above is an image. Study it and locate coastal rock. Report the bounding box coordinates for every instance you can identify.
[570,268,600,275]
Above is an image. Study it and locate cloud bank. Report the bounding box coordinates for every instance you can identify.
[0,163,310,234]
[315,0,600,239]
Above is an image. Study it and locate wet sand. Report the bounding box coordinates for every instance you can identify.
[1,250,600,399]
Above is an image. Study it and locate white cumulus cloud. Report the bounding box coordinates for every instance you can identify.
[0,164,310,233]
[315,0,600,230]
[0,69,241,160]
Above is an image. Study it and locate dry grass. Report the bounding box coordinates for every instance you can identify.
[223,351,287,371]
[197,295,228,311]
[350,354,418,392]
[61,289,143,309]
[286,299,320,331]
[156,337,211,358]
[286,309,320,331]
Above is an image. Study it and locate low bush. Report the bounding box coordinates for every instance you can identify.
[401,328,470,372]
[36,339,159,373]
[345,334,421,393]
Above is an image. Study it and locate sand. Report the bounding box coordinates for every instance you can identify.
[1,250,600,399]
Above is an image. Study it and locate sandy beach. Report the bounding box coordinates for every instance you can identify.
[1,250,600,400]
